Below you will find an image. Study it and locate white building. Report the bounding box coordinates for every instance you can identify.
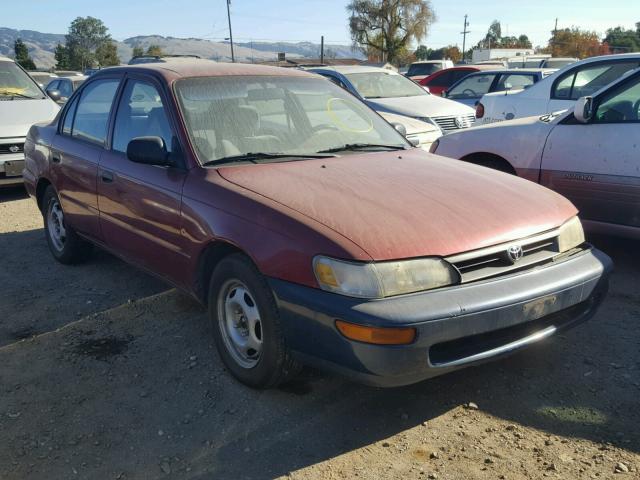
[471,48,536,63]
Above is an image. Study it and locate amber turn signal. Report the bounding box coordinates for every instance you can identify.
[335,320,416,345]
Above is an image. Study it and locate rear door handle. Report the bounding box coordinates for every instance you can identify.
[51,152,61,163]
[100,170,114,183]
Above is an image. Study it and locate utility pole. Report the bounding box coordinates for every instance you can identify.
[320,35,324,64]
[226,0,235,63]
[552,18,558,57]
[461,14,470,62]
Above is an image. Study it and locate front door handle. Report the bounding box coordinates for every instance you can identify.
[100,170,114,183]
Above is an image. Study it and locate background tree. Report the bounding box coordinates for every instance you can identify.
[14,39,36,70]
[146,45,164,56]
[426,45,461,62]
[54,43,70,69]
[414,44,429,60]
[131,45,145,58]
[95,41,120,66]
[347,0,436,64]
[546,27,604,58]
[65,16,115,70]
[604,26,640,53]
[477,21,532,49]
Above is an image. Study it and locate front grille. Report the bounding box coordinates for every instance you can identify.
[0,143,24,155]
[432,114,475,131]
[446,229,568,283]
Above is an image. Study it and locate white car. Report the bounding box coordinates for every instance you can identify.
[477,53,640,125]
[1,56,59,186]
[406,60,454,82]
[307,65,476,133]
[378,112,441,151]
[432,66,640,238]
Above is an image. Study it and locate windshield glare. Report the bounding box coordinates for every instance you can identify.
[0,61,43,98]
[345,71,428,99]
[175,76,408,164]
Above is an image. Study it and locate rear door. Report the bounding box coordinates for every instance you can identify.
[97,74,190,285]
[541,72,640,227]
[50,76,121,241]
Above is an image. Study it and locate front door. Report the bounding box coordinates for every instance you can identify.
[50,77,121,241]
[541,73,640,227]
[97,76,190,286]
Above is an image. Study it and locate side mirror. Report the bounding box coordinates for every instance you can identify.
[47,90,61,102]
[126,136,173,166]
[390,122,407,137]
[574,96,593,124]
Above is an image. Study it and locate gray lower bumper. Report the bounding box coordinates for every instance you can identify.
[270,246,612,387]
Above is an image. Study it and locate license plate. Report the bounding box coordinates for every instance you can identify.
[523,295,557,321]
[4,160,24,177]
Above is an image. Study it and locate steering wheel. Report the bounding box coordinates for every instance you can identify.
[462,89,476,97]
[311,124,339,133]
[633,99,640,121]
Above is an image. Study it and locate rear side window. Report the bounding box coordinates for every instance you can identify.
[552,61,639,100]
[496,74,535,91]
[72,79,120,146]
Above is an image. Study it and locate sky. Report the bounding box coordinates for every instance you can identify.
[2,0,638,49]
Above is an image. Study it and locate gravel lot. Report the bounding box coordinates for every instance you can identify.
[0,186,638,480]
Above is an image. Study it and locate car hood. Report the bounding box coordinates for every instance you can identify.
[368,94,475,119]
[217,149,576,261]
[377,112,441,135]
[0,98,59,138]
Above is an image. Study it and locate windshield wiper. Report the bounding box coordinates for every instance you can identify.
[316,143,408,154]
[202,152,335,166]
[0,89,40,99]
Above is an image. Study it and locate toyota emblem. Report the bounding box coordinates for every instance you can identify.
[9,145,20,153]
[506,245,524,263]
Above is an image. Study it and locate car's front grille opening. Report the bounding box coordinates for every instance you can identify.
[429,299,594,366]
[432,114,476,131]
[0,143,24,155]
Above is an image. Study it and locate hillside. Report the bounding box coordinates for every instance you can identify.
[0,28,363,69]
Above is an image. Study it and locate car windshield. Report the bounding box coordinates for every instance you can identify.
[175,75,408,164]
[0,61,44,99]
[345,71,427,99]
[407,63,440,76]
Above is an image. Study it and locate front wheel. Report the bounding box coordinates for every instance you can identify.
[42,186,92,264]
[208,254,301,388]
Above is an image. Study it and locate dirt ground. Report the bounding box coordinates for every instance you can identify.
[0,186,638,480]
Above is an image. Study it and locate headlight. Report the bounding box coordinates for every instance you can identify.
[313,256,459,299]
[557,216,585,252]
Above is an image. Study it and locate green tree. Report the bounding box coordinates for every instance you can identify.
[146,45,164,56]
[54,43,70,69]
[477,21,531,49]
[65,16,114,70]
[95,41,120,66]
[604,26,640,53]
[414,44,429,60]
[14,39,36,70]
[347,0,436,64]
[131,45,145,58]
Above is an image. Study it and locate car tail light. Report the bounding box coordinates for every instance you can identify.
[335,320,416,345]
[476,102,485,119]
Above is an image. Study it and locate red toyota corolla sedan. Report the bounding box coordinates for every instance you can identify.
[23,60,611,388]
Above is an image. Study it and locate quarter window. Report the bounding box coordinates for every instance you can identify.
[61,95,79,135]
[71,79,120,146]
[496,74,535,91]
[112,80,174,154]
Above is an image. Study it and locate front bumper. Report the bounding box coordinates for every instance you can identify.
[270,247,612,387]
[0,138,26,186]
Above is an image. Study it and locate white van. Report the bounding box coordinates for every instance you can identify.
[1,56,59,186]
[406,60,455,82]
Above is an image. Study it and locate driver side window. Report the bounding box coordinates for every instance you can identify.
[594,76,640,124]
[448,74,496,99]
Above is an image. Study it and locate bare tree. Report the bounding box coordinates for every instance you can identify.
[347,0,436,64]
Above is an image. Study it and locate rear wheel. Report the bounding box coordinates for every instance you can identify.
[42,186,92,264]
[208,254,301,388]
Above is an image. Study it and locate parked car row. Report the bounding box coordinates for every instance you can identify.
[16,57,613,391]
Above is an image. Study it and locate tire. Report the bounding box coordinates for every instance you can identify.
[208,253,301,388]
[42,186,92,264]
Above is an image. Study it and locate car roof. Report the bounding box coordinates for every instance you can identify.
[465,68,555,75]
[0,55,14,62]
[308,65,397,75]
[93,58,313,81]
